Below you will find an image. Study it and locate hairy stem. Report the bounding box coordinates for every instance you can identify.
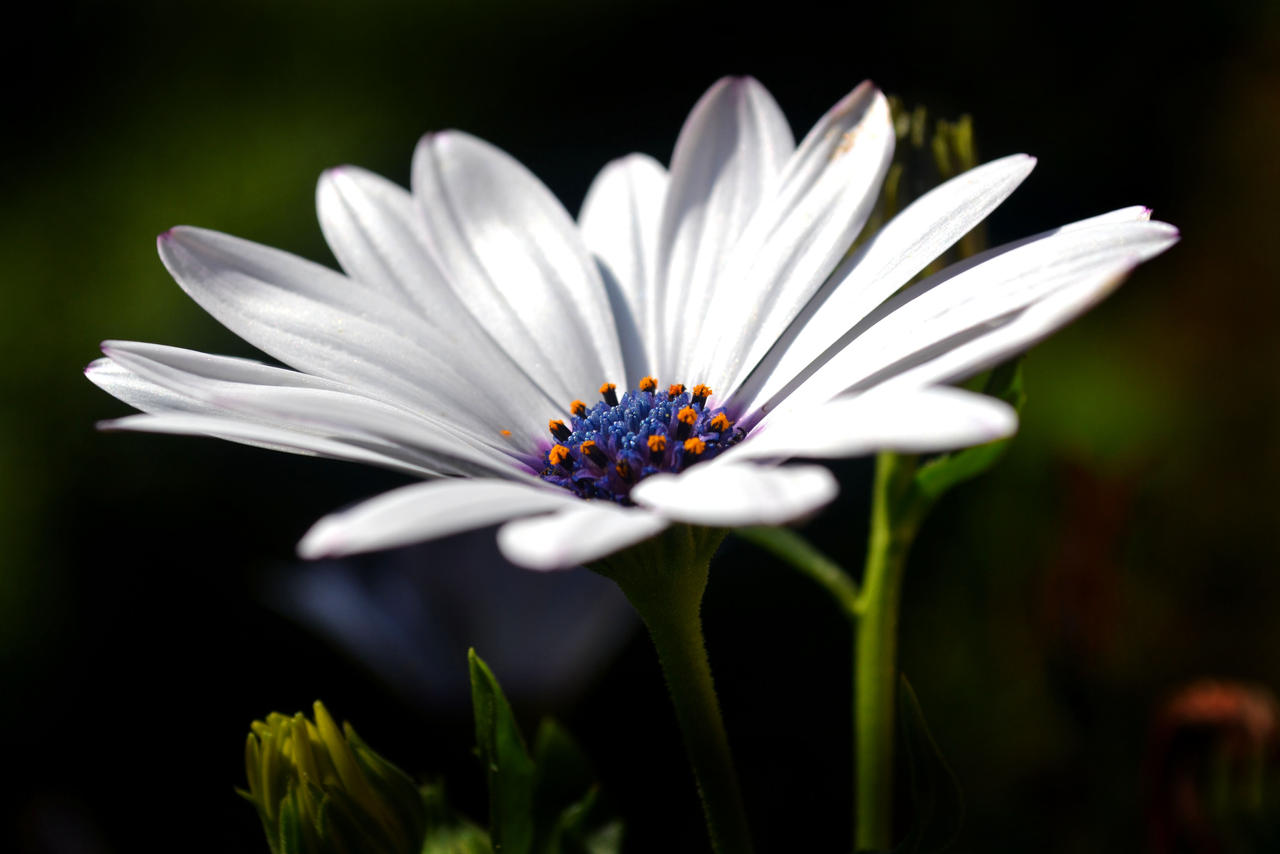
[592,526,753,854]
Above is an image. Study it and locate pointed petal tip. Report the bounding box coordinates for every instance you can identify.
[703,75,754,99]
[296,522,340,560]
[413,129,478,164]
[316,165,348,191]
[84,354,117,376]
[985,152,1037,177]
[98,339,151,360]
[421,128,463,148]
[1148,219,1181,242]
[411,130,444,161]
[157,225,201,254]
[1007,153,1038,180]
[826,80,886,121]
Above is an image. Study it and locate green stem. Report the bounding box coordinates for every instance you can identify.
[591,526,753,854]
[737,526,861,618]
[854,453,924,851]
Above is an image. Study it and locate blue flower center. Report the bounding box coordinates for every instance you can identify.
[539,378,743,504]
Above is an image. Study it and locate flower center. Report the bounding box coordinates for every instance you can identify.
[539,377,742,504]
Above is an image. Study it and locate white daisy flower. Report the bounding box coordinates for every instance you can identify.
[87,77,1178,571]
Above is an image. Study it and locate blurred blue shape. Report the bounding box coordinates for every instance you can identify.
[266,528,637,711]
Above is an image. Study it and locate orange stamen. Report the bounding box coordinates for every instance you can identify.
[580,439,607,466]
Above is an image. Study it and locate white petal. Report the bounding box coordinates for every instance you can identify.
[496,502,668,571]
[579,153,668,380]
[99,412,443,476]
[654,77,795,378]
[873,268,1147,391]
[88,348,448,470]
[631,460,837,527]
[754,216,1178,420]
[732,153,1038,411]
[88,356,207,415]
[316,165,452,319]
[316,166,563,416]
[157,226,549,444]
[411,131,624,399]
[730,386,1017,461]
[299,479,576,559]
[102,342,534,478]
[693,84,895,389]
[100,340,355,395]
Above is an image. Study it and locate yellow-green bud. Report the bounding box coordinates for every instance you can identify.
[242,701,428,854]
[866,98,983,266]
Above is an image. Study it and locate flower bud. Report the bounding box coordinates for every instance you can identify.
[242,701,428,854]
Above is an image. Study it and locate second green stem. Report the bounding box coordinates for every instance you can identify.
[854,452,922,851]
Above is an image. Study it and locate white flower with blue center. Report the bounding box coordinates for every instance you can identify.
[87,77,1177,570]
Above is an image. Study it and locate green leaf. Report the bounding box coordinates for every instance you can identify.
[469,649,537,854]
[419,784,493,854]
[912,359,1025,502]
[981,357,1026,410]
[531,720,625,854]
[420,822,494,854]
[894,676,963,854]
[530,719,593,850]
[575,820,623,854]
[467,651,621,854]
[545,787,624,854]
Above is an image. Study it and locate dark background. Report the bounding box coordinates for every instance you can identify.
[4,0,1278,851]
